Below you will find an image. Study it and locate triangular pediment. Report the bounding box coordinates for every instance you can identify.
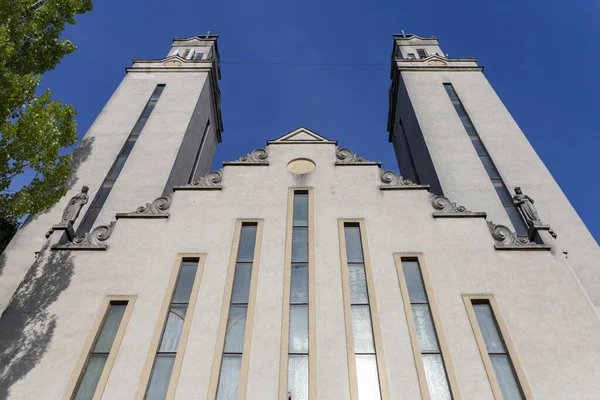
[269,127,337,144]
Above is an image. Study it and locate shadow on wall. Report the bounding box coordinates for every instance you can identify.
[21,136,95,230]
[0,251,74,398]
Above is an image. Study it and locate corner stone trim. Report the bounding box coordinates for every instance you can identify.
[174,169,223,191]
[335,147,380,166]
[116,194,172,219]
[379,170,430,190]
[487,221,551,251]
[52,221,116,251]
[223,147,269,165]
[431,195,486,218]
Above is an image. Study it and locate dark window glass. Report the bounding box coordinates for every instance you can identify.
[145,259,199,400]
[182,49,190,58]
[194,52,204,60]
[343,223,381,399]
[472,302,524,400]
[238,225,257,262]
[73,303,127,400]
[106,157,127,182]
[217,224,258,400]
[417,49,428,58]
[402,260,452,398]
[407,53,416,59]
[292,227,308,263]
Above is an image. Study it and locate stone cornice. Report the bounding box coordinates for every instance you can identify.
[487,221,551,251]
[51,222,116,251]
[223,148,269,166]
[431,195,487,218]
[116,195,172,219]
[173,169,223,191]
[379,170,430,190]
[335,147,381,166]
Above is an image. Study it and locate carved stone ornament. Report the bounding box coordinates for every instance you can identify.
[223,148,268,165]
[52,221,116,251]
[174,169,223,191]
[487,221,551,250]
[431,195,486,218]
[116,194,172,219]
[379,170,429,190]
[335,147,380,165]
[61,186,89,225]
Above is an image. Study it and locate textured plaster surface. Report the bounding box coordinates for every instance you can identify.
[2,140,600,399]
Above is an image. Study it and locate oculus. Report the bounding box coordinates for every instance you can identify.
[287,158,316,175]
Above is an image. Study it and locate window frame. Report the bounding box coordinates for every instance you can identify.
[207,220,264,400]
[135,254,207,400]
[63,295,136,400]
[338,219,390,400]
[462,294,533,400]
[279,188,317,399]
[394,253,461,399]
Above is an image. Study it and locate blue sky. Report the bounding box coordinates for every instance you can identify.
[40,0,600,241]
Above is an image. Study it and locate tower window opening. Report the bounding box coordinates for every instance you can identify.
[407,53,416,59]
[194,52,204,60]
[182,49,190,59]
[417,49,428,58]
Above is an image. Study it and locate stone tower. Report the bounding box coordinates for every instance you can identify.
[0,35,223,313]
[387,33,600,314]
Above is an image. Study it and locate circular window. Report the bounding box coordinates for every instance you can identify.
[287,158,316,175]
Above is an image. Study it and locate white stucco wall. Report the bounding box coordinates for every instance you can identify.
[2,139,599,399]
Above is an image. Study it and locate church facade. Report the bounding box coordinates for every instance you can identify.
[0,34,599,400]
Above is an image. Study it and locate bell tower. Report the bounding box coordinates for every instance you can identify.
[0,34,223,313]
[387,33,600,314]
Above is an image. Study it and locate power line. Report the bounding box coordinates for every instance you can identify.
[221,60,388,66]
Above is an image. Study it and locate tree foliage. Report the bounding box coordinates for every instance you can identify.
[0,0,92,235]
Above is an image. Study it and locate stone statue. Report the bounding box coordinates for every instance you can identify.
[61,186,89,225]
[513,187,540,225]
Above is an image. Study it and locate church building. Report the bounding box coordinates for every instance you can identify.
[0,33,599,400]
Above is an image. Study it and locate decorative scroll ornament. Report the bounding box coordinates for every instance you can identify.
[379,169,428,190]
[116,194,172,219]
[335,147,378,165]
[52,221,116,250]
[430,195,486,218]
[487,221,550,250]
[380,169,415,186]
[73,222,116,246]
[173,169,223,191]
[191,169,223,187]
[224,148,268,165]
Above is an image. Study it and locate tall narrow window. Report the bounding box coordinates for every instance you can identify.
[144,258,202,400]
[216,223,259,400]
[341,222,384,400]
[77,84,166,235]
[417,49,428,58]
[396,257,455,400]
[443,83,527,236]
[282,191,312,399]
[68,297,135,400]
[465,296,531,400]
[188,120,210,184]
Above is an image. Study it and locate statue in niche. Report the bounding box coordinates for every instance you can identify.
[61,186,89,225]
[513,187,541,226]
